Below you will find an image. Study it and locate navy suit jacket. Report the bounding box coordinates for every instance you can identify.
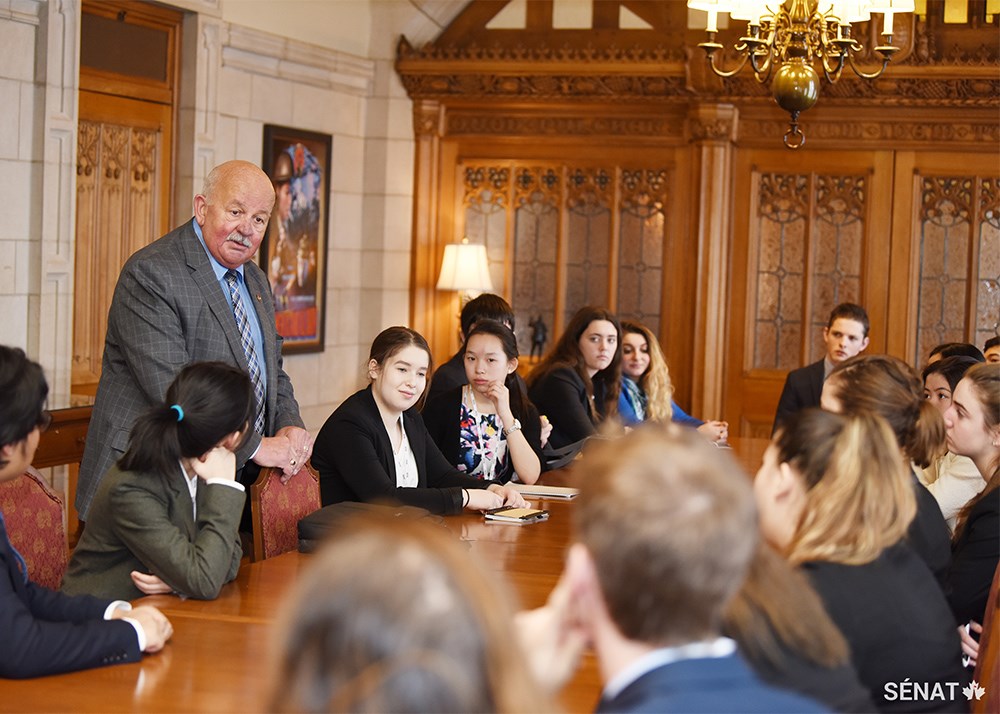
[595,653,826,714]
[772,359,825,434]
[0,516,140,678]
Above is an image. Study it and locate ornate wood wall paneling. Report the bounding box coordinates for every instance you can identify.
[398,0,1000,428]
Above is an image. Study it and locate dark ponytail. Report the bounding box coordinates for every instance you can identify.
[118,361,254,477]
[463,320,530,420]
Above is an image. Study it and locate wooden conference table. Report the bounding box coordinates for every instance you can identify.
[0,438,768,713]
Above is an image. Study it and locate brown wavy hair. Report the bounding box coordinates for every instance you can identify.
[620,321,674,422]
[952,362,1000,541]
[776,409,916,566]
[826,354,945,468]
[527,306,621,420]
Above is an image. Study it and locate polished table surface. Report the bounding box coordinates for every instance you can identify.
[0,437,769,713]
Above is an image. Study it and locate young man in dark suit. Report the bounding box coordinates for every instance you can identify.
[518,426,825,713]
[772,302,870,434]
[0,346,171,678]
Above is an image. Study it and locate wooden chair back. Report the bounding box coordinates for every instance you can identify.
[249,463,321,562]
[0,467,67,588]
[972,560,1000,713]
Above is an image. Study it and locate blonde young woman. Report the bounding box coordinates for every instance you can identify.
[821,354,952,587]
[755,409,966,712]
[617,321,728,442]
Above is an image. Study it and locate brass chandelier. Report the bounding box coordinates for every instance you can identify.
[688,0,914,148]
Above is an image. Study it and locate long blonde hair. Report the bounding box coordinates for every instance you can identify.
[621,321,674,422]
[776,409,916,566]
[269,514,548,713]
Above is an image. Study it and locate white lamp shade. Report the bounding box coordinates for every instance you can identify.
[436,241,494,292]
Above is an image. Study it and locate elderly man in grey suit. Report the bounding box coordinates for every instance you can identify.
[76,160,312,521]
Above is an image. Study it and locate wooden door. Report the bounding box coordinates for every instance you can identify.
[724,149,894,437]
[887,152,1000,364]
[72,0,179,395]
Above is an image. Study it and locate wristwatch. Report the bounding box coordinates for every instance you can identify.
[502,419,522,437]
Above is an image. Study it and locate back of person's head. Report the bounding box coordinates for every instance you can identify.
[118,362,253,477]
[928,341,985,363]
[369,326,433,375]
[269,515,544,713]
[826,353,944,468]
[775,409,915,565]
[460,294,515,338]
[620,320,673,421]
[827,303,869,336]
[463,320,529,419]
[575,425,756,645]
[0,346,48,465]
[724,543,849,671]
[922,355,980,392]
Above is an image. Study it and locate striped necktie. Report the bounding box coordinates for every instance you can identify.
[0,511,29,584]
[224,269,266,435]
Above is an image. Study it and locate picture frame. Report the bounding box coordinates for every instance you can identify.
[260,125,332,354]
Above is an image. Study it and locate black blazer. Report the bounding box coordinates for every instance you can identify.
[528,366,607,449]
[909,472,954,592]
[804,545,967,713]
[311,387,490,515]
[772,359,825,434]
[0,516,140,678]
[422,385,545,483]
[947,486,999,625]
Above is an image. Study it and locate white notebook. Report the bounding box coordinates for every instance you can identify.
[511,483,579,499]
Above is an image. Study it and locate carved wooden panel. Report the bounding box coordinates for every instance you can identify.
[750,171,866,370]
[73,119,160,389]
[916,174,1000,359]
[512,166,561,352]
[566,167,612,326]
[617,168,668,335]
[463,165,510,296]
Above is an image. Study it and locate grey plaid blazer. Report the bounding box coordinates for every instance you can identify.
[75,219,304,519]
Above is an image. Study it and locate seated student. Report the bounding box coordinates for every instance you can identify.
[519,426,824,713]
[723,544,875,712]
[821,354,953,589]
[919,356,986,530]
[618,320,728,443]
[0,346,171,678]
[62,362,252,601]
[773,302,870,434]
[942,363,999,661]
[526,306,621,449]
[422,321,542,485]
[270,513,548,712]
[927,341,985,365]
[311,326,526,514]
[426,293,515,401]
[983,336,1000,364]
[756,409,967,712]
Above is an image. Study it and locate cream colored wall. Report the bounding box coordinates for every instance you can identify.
[220,0,371,58]
[0,0,455,445]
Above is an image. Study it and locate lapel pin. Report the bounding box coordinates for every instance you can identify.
[256,294,262,301]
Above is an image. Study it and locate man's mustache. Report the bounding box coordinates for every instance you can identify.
[226,233,253,249]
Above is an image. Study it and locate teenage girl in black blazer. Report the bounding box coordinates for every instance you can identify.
[526,306,621,449]
[311,327,526,515]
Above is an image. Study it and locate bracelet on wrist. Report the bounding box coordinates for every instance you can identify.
[462,489,469,507]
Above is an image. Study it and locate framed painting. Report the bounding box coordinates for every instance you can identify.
[260,125,331,354]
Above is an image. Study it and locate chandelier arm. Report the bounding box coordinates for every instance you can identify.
[705,49,752,79]
[846,53,891,80]
[820,52,847,83]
